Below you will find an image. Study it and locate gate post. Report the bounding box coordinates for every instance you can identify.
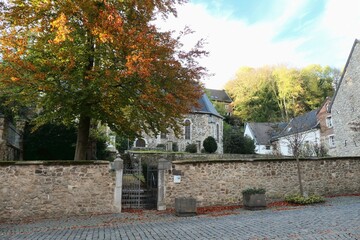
[113,155,123,212]
[157,158,171,210]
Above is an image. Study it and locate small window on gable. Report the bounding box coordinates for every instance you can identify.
[184,119,191,140]
[326,116,333,128]
[265,145,271,150]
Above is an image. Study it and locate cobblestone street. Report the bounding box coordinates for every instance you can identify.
[1,196,359,240]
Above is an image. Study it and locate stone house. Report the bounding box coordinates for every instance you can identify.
[317,97,335,153]
[206,89,233,116]
[136,94,224,153]
[330,39,360,156]
[0,112,25,160]
[244,122,286,155]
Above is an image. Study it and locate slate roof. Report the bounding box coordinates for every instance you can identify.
[247,122,287,145]
[273,109,319,139]
[206,89,232,103]
[193,94,223,118]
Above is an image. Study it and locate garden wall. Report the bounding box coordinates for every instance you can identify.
[165,157,360,208]
[0,161,116,222]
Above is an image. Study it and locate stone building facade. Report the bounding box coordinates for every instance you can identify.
[0,115,25,161]
[138,94,224,153]
[330,39,360,156]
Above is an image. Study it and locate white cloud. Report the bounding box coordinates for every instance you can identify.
[155,1,360,89]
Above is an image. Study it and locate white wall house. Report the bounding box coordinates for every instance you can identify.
[246,109,322,157]
[272,110,320,157]
[275,129,320,156]
[244,122,286,155]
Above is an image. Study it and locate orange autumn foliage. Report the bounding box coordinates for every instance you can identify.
[0,0,207,160]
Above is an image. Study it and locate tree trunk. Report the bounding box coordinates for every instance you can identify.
[296,156,304,196]
[74,114,91,160]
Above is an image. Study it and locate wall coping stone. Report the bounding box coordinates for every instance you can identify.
[0,160,110,166]
[172,156,360,164]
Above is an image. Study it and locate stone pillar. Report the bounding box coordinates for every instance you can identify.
[113,156,124,212]
[157,158,171,210]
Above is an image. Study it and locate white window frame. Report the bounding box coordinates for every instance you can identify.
[326,116,333,128]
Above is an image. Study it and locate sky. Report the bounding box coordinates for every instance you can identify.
[156,0,360,89]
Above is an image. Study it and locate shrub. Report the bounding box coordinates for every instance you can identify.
[285,194,325,205]
[242,188,266,195]
[185,143,197,153]
[203,136,217,153]
[122,153,132,168]
[156,144,166,150]
[116,135,132,153]
[223,131,255,154]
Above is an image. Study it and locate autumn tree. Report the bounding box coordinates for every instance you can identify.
[225,65,337,123]
[225,66,280,122]
[0,1,207,160]
[300,64,339,111]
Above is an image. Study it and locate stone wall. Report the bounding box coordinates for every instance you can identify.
[0,161,116,222]
[331,40,360,156]
[164,157,360,208]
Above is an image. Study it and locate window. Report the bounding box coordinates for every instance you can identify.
[208,115,214,123]
[135,138,146,147]
[160,132,167,139]
[265,145,271,150]
[216,124,219,142]
[184,119,191,140]
[287,144,292,155]
[329,135,335,148]
[326,116,333,128]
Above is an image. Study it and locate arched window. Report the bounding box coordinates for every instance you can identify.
[184,119,191,140]
[216,123,219,142]
[135,138,146,147]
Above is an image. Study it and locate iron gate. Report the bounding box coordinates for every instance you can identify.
[122,158,158,209]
